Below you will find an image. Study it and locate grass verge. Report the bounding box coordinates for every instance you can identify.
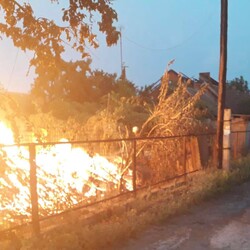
[3,155,250,250]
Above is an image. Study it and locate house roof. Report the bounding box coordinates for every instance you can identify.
[147,69,250,116]
[198,72,250,114]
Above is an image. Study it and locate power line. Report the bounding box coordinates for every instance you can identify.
[124,11,216,52]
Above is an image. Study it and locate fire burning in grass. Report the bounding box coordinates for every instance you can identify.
[0,121,132,227]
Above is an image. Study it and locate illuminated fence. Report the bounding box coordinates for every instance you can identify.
[1,131,249,236]
[231,116,250,158]
[231,130,250,158]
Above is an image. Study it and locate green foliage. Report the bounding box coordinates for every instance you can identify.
[83,93,149,140]
[2,89,101,143]
[84,109,123,141]
[29,112,88,141]
[30,67,140,141]
[0,0,119,74]
[119,104,149,129]
[227,76,249,93]
[88,70,117,101]
[138,84,158,106]
[31,59,92,103]
[114,78,137,98]
[45,99,99,122]
[31,67,138,114]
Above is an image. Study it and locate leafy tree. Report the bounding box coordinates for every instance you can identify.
[138,84,158,106]
[89,70,136,100]
[0,1,119,77]
[114,78,136,98]
[31,59,92,103]
[32,66,138,107]
[88,70,117,101]
[227,76,249,93]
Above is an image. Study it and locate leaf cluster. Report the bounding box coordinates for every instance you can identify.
[227,76,249,93]
[0,0,119,73]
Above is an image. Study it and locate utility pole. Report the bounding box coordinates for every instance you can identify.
[216,0,228,169]
[119,27,124,76]
[119,26,127,80]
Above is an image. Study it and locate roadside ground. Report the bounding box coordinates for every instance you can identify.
[122,181,250,250]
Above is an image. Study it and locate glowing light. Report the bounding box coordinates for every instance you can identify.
[0,122,15,145]
[0,122,132,224]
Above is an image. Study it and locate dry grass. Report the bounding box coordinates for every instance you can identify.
[2,156,250,250]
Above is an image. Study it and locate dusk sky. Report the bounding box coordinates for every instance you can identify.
[0,0,249,92]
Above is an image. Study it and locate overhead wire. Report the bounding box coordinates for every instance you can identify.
[124,11,217,52]
[123,9,217,88]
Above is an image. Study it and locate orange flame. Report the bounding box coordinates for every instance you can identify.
[0,122,132,225]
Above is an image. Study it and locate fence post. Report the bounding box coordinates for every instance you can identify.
[132,139,137,192]
[223,109,231,170]
[29,144,40,236]
[183,137,187,175]
[236,131,239,159]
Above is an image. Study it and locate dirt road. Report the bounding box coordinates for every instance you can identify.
[121,181,250,250]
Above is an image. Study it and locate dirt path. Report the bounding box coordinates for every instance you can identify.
[121,181,250,250]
